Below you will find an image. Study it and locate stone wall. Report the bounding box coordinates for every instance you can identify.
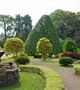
[0,68,19,87]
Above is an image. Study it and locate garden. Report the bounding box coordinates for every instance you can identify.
[0,54,63,90]
[0,36,80,90]
[0,10,80,90]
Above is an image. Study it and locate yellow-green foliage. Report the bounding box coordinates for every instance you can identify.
[4,38,24,55]
[37,37,52,54]
[19,65,63,90]
[74,64,80,75]
[36,37,52,60]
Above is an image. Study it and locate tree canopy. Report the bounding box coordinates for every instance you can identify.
[0,15,14,41]
[63,39,77,52]
[36,37,52,61]
[4,38,24,56]
[15,14,32,42]
[0,14,32,43]
[50,9,79,39]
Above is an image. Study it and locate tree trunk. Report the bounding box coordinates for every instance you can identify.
[4,29,7,42]
[4,21,7,42]
[43,58,46,61]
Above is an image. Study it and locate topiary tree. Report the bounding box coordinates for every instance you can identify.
[25,15,63,55]
[59,57,73,66]
[63,39,77,52]
[36,37,52,61]
[15,53,30,65]
[4,38,24,56]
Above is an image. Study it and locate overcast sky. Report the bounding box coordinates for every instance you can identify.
[0,0,80,33]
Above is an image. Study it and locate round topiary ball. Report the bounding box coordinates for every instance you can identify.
[59,57,73,66]
[15,53,30,65]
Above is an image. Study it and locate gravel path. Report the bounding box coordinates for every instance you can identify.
[30,60,80,90]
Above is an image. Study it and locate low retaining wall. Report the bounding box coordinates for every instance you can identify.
[0,68,19,87]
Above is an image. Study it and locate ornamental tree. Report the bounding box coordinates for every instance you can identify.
[25,15,63,55]
[36,37,52,61]
[4,38,24,56]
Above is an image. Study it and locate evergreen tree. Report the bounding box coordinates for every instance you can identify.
[15,14,32,42]
[25,15,63,55]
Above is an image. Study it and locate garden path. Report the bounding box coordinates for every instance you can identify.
[30,60,80,90]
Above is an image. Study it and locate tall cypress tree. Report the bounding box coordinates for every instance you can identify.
[25,15,63,55]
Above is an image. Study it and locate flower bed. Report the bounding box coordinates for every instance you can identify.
[19,65,63,90]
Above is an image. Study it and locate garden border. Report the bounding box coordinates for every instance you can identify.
[74,64,80,75]
[19,65,63,90]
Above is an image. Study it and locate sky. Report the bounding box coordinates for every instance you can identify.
[0,0,80,33]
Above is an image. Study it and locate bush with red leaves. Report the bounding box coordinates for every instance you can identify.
[59,52,80,60]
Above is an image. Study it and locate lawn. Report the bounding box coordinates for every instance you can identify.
[1,54,59,66]
[30,56,61,67]
[1,54,76,68]
[1,55,46,90]
[0,54,63,90]
[0,72,46,90]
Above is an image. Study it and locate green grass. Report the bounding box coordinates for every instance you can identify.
[20,65,63,90]
[0,72,46,90]
[1,55,60,67]
[44,58,76,68]
[44,58,60,67]
[1,54,13,59]
[1,54,77,68]
[31,57,78,68]
[30,56,61,67]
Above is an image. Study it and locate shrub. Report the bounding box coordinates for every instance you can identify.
[15,53,30,65]
[19,65,63,90]
[55,54,59,58]
[74,64,80,75]
[63,39,77,52]
[59,57,73,66]
[59,52,80,60]
[34,53,41,58]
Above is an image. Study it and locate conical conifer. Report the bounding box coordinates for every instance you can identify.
[25,15,63,55]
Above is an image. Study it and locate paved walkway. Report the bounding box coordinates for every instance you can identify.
[30,60,80,90]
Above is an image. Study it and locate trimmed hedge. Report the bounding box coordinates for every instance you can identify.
[59,57,73,66]
[74,64,80,75]
[15,53,30,65]
[19,65,63,90]
[59,52,80,60]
